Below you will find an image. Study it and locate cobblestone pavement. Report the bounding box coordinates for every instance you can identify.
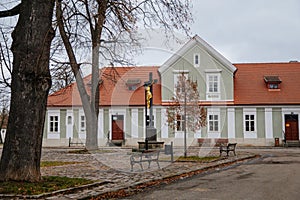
[0,146,256,199]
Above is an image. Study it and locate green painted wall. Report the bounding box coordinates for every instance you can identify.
[60,109,67,139]
[43,112,48,138]
[126,108,131,138]
[138,108,144,138]
[235,108,243,138]
[156,108,161,138]
[103,109,109,138]
[272,108,282,137]
[257,108,265,138]
[221,108,228,138]
[73,109,79,138]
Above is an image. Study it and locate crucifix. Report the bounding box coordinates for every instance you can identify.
[144,72,157,142]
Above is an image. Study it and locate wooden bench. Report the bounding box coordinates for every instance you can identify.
[219,143,237,156]
[68,137,84,147]
[130,150,160,171]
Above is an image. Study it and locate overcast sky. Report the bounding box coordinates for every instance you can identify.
[135,0,300,65]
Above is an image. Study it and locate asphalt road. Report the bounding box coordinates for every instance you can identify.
[121,148,300,200]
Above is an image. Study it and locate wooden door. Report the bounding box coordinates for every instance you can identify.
[285,115,299,141]
[112,115,124,140]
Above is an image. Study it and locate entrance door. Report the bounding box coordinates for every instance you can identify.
[285,114,299,140]
[112,115,124,140]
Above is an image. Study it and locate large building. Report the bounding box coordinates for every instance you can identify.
[45,35,300,147]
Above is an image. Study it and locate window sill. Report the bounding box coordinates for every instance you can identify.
[268,89,281,92]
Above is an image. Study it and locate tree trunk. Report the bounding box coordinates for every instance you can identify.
[0,0,54,182]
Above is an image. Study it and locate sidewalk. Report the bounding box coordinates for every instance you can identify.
[3,147,258,199]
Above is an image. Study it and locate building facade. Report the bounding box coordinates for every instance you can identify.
[45,35,300,147]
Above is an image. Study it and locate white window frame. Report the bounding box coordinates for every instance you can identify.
[206,73,221,100]
[48,111,60,134]
[80,115,86,132]
[194,53,200,67]
[208,114,219,132]
[175,114,185,132]
[207,108,221,138]
[243,108,257,138]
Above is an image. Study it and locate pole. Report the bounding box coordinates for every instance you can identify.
[184,79,187,158]
[145,88,148,145]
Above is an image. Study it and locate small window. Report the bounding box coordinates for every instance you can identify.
[67,116,72,125]
[194,54,200,66]
[126,79,140,91]
[175,115,186,132]
[208,114,219,132]
[264,76,281,90]
[245,114,255,132]
[49,115,59,132]
[80,115,86,131]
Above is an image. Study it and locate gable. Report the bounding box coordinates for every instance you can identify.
[159,35,236,102]
[159,35,236,74]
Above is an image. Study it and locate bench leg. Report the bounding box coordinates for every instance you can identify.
[139,162,143,171]
[156,160,160,169]
[147,160,151,169]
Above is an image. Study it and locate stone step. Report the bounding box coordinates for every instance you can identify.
[284,140,300,147]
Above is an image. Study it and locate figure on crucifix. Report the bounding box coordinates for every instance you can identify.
[146,86,152,108]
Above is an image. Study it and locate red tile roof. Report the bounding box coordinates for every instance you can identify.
[233,62,300,105]
[48,63,300,107]
[47,66,161,107]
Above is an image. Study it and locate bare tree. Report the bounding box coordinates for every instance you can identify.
[166,73,206,157]
[0,27,12,93]
[49,62,74,93]
[0,94,9,144]
[0,0,55,182]
[55,0,193,150]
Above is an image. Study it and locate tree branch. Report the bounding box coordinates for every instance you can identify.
[0,3,21,18]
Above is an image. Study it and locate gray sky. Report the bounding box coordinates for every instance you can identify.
[136,0,300,65]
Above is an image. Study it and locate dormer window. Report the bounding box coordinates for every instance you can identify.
[264,76,281,90]
[126,79,141,91]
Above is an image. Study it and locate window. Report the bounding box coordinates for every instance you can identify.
[67,116,72,125]
[126,79,141,91]
[80,115,86,131]
[245,114,255,132]
[194,54,200,66]
[268,83,279,89]
[264,76,281,90]
[175,115,185,132]
[49,115,59,132]
[208,75,218,93]
[206,73,221,100]
[208,114,219,132]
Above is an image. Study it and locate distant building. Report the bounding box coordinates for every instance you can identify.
[45,35,300,147]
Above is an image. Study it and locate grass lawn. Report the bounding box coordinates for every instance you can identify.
[0,176,93,195]
[0,161,93,195]
[176,155,221,162]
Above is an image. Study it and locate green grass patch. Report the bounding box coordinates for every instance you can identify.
[0,176,93,195]
[41,161,82,167]
[68,149,115,154]
[177,156,220,162]
[68,148,90,154]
